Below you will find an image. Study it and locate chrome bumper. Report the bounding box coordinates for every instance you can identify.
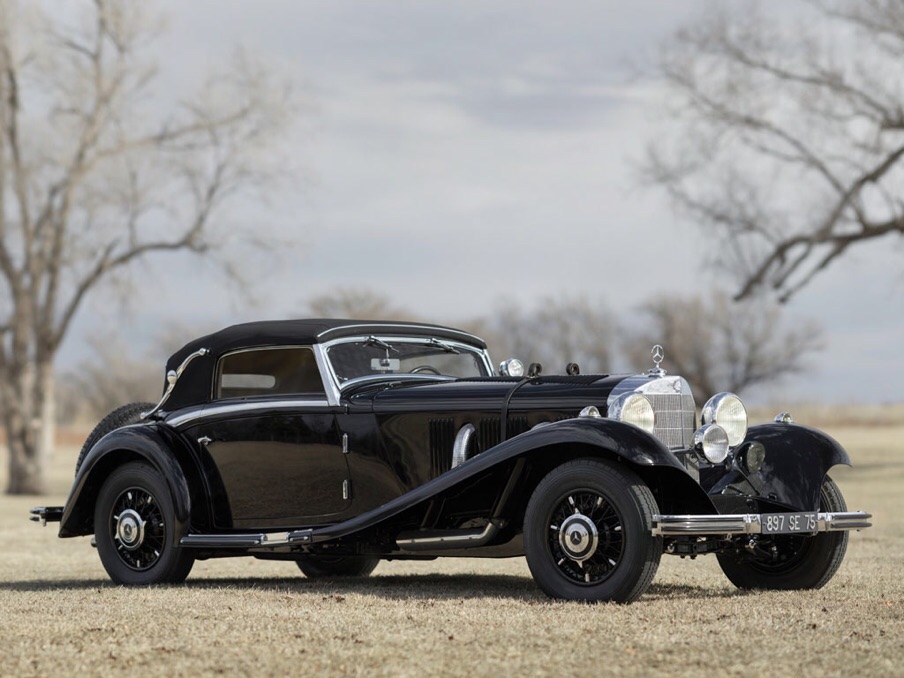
[30,506,64,526]
[651,511,872,537]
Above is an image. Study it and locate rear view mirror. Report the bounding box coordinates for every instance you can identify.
[371,357,401,372]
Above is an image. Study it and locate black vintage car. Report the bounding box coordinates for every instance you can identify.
[32,319,871,602]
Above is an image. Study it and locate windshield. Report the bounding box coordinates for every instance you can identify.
[325,338,489,384]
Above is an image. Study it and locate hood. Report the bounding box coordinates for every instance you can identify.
[362,374,628,414]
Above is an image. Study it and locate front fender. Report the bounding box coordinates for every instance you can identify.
[317,416,714,542]
[503,416,686,468]
[707,423,851,512]
[58,425,193,543]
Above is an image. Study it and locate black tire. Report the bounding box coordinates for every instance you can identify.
[295,556,380,578]
[717,477,849,590]
[76,402,155,476]
[94,462,194,585]
[523,458,662,603]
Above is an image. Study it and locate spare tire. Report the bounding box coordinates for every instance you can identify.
[75,402,155,476]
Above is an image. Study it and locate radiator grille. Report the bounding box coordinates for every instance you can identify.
[647,392,696,450]
[608,375,697,450]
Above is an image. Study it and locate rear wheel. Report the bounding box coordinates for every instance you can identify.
[523,459,662,603]
[717,477,849,590]
[94,462,194,585]
[76,402,155,475]
[295,556,380,578]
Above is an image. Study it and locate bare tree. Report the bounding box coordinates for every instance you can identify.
[622,292,823,399]
[57,335,161,426]
[470,296,614,374]
[645,1,904,302]
[0,1,291,493]
[304,288,417,321]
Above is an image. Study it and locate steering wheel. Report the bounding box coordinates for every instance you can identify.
[409,365,442,375]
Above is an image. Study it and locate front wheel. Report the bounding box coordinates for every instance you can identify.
[717,477,849,590]
[295,556,380,578]
[94,462,194,585]
[523,459,662,603]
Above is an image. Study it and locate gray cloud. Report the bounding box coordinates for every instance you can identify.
[55,0,904,406]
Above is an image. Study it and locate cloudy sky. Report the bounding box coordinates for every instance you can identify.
[67,0,902,405]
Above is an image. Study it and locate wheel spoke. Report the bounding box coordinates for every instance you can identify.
[548,489,624,586]
[110,486,164,572]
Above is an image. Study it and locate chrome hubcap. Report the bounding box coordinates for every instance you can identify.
[548,491,624,585]
[558,513,599,562]
[109,487,165,571]
[115,509,145,551]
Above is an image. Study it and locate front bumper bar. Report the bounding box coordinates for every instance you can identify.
[651,511,872,537]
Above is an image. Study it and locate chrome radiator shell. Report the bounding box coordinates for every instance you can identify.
[607,375,696,450]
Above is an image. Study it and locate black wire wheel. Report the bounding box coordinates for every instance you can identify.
[94,462,194,585]
[295,555,380,578]
[524,458,662,603]
[717,476,849,590]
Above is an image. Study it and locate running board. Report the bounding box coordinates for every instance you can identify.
[180,529,314,548]
[396,520,500,552]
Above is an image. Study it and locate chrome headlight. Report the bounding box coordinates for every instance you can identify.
[701,393,748,447]
[499,359,524,378]
[609,393,655,434]
[694,423,730,463]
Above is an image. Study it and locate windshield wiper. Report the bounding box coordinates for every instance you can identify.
[364,336,399,353]
[426,337,460,354]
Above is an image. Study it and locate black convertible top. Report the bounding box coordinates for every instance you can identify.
[167,319,487,369]
[159,319,487,411]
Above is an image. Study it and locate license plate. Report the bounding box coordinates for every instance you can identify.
[761,512,819,534]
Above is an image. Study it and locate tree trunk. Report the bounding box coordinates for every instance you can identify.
[2,360,54,495]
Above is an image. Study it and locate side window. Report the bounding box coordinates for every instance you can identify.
[216,347,325,399]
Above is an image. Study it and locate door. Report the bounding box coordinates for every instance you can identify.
[185,345,351,528]
[192,408,351,528]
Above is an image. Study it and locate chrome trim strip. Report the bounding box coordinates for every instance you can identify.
[396,520,500,551]
[166,398,335,428]
[142,348,209,419]
[316,323,486,346]
[312,343,341,406]
[339,373,457,390]
[651,511,873,536]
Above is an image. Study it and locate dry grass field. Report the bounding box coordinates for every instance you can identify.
[1,416,902,677]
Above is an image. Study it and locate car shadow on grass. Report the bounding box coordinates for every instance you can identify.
[0,574,754,603]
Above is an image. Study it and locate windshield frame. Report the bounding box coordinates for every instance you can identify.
[320,335,494,394]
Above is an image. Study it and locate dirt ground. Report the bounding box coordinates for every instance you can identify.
[0,421,901,676]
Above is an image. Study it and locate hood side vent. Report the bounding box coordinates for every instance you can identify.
[429,418,455,477]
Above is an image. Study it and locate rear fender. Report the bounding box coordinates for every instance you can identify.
[58,425,197,544]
